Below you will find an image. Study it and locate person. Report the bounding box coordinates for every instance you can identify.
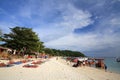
[73,60,79,67]
[104,64,107,72]
[83,61,85,66]
[35,54,37,59]
[56,57,58,60]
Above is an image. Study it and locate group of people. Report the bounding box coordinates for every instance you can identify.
[66,57,107,71]
[72,59,94,67]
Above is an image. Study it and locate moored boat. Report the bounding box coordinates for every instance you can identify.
[116,57,120,62]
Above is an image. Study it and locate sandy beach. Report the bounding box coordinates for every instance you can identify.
[0,57,120,80]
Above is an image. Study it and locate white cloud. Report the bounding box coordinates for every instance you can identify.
[45,33,91,50]
[34,3,93,42]
[1,0,120,56]
[42,9,120,53]
[45,31,120,52]
[110,18,120,25]
[58,4,93,30]
[0,22,17,34]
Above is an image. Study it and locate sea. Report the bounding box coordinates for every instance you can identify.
[104,57,120,74]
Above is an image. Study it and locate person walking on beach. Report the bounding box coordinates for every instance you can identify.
[104,64,107,72]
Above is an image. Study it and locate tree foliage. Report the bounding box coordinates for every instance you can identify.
[44,48,85,57]
[1,26,85,57]
[2,27,44,53]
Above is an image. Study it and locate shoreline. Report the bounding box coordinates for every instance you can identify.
[0,57,120,80]
[57,57,120,80]
[58,57,120,74]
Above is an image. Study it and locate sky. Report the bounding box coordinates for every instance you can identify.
[0,0,120,57]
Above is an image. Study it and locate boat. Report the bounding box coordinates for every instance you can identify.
[116,57,120,62]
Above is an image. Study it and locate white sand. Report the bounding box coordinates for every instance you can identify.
[0,57,120,80]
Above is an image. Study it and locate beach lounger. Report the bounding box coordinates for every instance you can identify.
[23,64,38,68]
[0,63,6,67]
[0,63,13,67]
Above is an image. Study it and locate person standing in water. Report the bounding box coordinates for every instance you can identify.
[104,64,107,72]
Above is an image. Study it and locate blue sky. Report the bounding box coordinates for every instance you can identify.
[0,0,120,57]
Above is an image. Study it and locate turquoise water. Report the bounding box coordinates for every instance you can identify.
[104,57,120,74]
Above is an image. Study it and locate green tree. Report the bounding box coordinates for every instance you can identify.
[2,27,44,54]
[44,48,85,57]
[38,42,44,52]
[44,48,54,56]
